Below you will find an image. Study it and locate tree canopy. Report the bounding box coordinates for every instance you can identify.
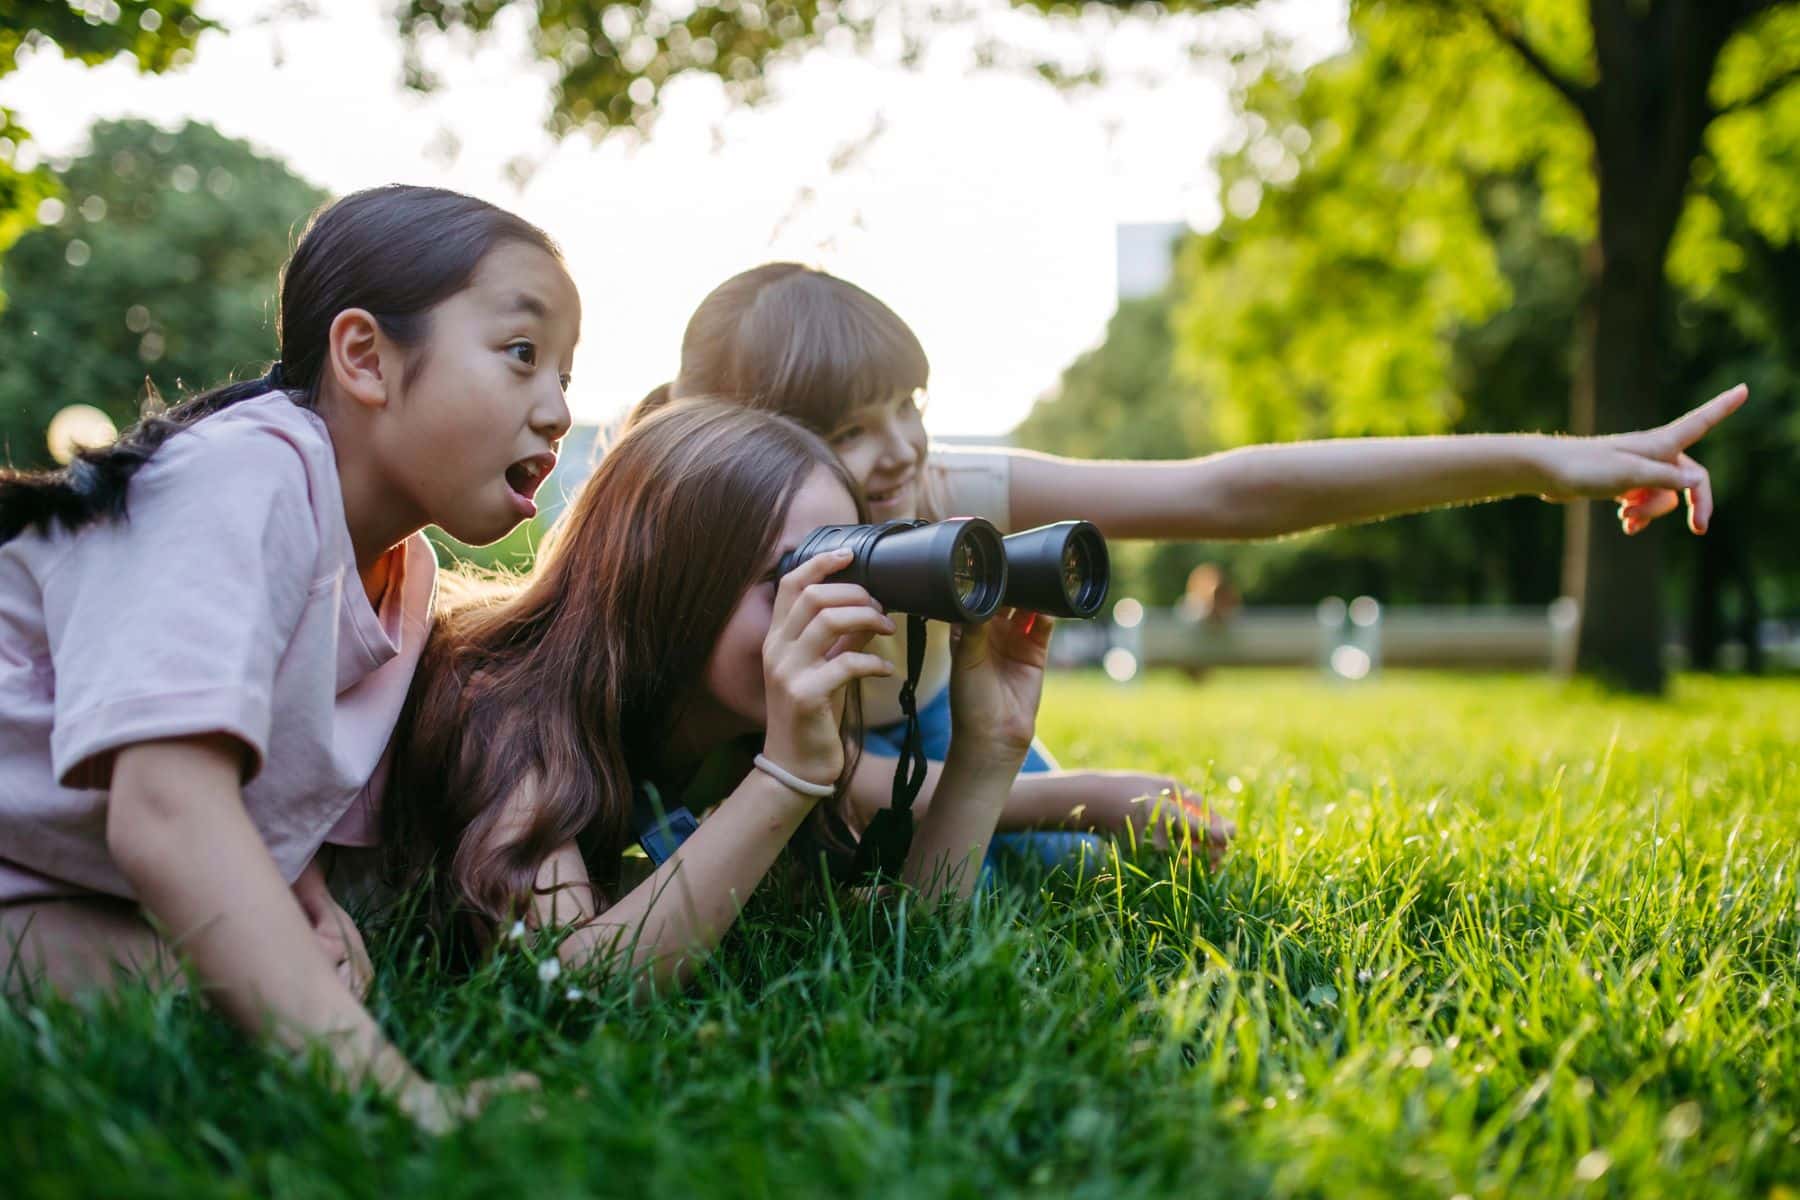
[0,119,324,469]
[1,2,213,302]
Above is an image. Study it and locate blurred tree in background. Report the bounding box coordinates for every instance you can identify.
[1018,173,1574,613]
[1019,14,1800,671]
[1,2,212,299]
[1147,0,1800,690]
[0,119,324,470]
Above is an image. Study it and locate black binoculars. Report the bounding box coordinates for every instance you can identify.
[778,518,1110,624]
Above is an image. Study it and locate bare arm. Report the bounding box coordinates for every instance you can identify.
[108,737,422,1100]
[899,610,1057,900]
[1006,385,1746,541]
[898,751,1017,899]
[542,772,818,992]
[852,754,1123,830]
[852,757,1232,864]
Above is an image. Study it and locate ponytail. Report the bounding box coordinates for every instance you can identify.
[0,185,560,547]
[0,372,282,545]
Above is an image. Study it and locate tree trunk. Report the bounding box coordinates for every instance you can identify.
[1574,213,1670,691]
[1567,0,1737,693]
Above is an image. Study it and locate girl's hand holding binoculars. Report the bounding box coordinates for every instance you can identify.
[947,609,1056,770]
[762,549,896,789]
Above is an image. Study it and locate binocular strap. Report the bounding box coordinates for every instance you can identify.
[852,613,930,882]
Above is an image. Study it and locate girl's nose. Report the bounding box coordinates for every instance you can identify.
[878,416,918,467]
[535,382,574,442]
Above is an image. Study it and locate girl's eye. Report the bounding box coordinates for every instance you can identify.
[829,425,864,445]
[507,341,537,366]
[558,373,573,391]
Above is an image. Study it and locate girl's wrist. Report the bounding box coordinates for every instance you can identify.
[752,753,835,799]
[738,757,831,815]
[944,733,1030,777]
[1518,434,1560,494]
[758,730,840,788]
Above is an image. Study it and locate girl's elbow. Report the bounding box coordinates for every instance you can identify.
[104,783,193,889]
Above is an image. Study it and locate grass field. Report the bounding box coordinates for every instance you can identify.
[4,670,1797,1198]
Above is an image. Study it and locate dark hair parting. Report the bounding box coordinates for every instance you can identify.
[0,185,560,547]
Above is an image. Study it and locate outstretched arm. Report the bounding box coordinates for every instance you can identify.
[1007,385,1747,542]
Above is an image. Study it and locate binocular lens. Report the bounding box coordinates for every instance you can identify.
[953,537,985,609]
[1001,521,1110,619]
[1061,537,1091,608]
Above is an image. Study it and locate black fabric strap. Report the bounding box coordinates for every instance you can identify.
[852,612,930,882]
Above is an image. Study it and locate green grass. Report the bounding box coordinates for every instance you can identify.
[5,671,1798,1198]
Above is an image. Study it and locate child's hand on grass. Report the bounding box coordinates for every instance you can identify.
[1079,773,1235,870]
[397,1071,541,1135]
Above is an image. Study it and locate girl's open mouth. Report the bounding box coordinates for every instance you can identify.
[505,452,557,516]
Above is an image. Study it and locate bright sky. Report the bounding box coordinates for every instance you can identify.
[2,0,1345,435]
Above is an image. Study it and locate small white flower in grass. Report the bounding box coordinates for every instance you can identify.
[508,919,528,941]
[537,956,563,984]
[1573,1150,1611,1181]
[565,986,584,1002]
[1356,969,1374,985]
[1662,1101,1702,1141]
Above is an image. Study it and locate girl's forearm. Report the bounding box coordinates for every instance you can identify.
[851,754,1129,832]
[1008,437,1552,541]
[902,749,1020,900]
[565,771,816,991]
[107,739,417,1095]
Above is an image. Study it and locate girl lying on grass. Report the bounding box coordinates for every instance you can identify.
[384,399,1053,986]
[0,185,579,1130]
[637,262,1748,871]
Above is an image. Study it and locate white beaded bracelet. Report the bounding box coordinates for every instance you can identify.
[753,754,837,799]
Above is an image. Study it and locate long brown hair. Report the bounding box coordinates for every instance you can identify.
[632,263,929,435]
[385,399,868,932]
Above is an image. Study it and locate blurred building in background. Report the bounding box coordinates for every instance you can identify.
[1115,222,1185,301]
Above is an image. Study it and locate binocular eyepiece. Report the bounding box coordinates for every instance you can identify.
[778,518,1110,624]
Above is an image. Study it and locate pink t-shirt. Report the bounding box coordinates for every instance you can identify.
[0,391,435,902]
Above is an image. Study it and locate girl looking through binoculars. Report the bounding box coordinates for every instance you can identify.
[636,263,1746,871]
[385,401,1053,979]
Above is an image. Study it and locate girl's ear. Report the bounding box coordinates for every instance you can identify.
[325,308,393,412]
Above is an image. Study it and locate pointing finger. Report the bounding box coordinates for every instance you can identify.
[1661,383,1747,450]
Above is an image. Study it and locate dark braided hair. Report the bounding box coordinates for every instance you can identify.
[0,185,561,546]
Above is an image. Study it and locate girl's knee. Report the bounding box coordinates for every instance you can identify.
[1,897,177,998]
